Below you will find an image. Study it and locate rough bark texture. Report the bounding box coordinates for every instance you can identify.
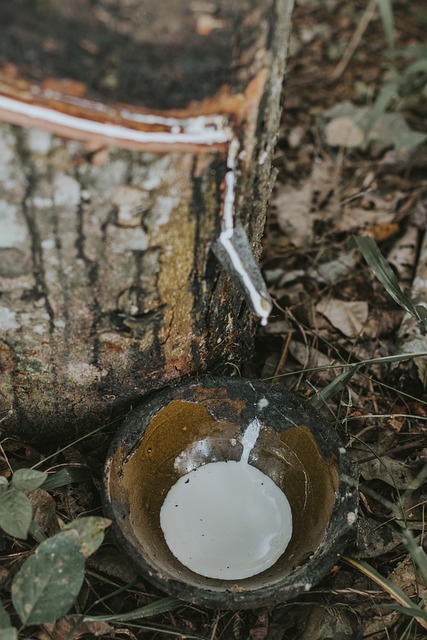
[0,0,293,442]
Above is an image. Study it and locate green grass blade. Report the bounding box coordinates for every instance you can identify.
[84,596,182,623]
[28,521,48,543]
[349,235,427,331]
[342,555,414,607]
[363,81,398,134]
[31,415,125,470]
[416,303,427,327]
[403,57,427,78]
[401,528,427,586]
[263,351,427,382]
[379,605,427,623]
[376,0,395,50]
[300,350,427,409]
[309,367,359,410]
[342,555,427,631]
[42,466,92,491]
[357,351,427,366]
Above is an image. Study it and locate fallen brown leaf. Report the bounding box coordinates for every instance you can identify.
[316,298,369,337]
[41,617,114,640]
[388,555,427,603]
[28,488,60,537]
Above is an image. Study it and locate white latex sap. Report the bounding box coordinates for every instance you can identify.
[160,419,293,580]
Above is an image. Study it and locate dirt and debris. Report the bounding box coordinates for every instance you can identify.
[1,0,427,639]
[255,0,427,637]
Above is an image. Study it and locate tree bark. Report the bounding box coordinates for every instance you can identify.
[0,0,294,442]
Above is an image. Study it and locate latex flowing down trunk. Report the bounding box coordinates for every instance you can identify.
[0,0,294,441]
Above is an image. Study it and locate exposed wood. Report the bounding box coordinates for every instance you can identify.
[0,0,270,152]
[0,0,266,111]
[0,0,294,442]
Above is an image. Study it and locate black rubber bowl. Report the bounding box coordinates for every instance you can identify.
[103,377,358,609]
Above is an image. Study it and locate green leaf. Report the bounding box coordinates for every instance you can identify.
[0,478,8,493]
[0,489,32,539]
[41,465,91,491]
[349,235,427,331]
[11,530,85,625]
[0,628,18,640]
[0,599,11,629]
[0,601,17,640]
[84,596,182,623]
[11,469,48,493]
[403,57,427,79]
[394,130,427,151]
[63,516,111,559]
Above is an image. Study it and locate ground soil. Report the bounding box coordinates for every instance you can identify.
[1,1,427,639]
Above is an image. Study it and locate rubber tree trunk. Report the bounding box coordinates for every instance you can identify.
[0,0,293,442]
